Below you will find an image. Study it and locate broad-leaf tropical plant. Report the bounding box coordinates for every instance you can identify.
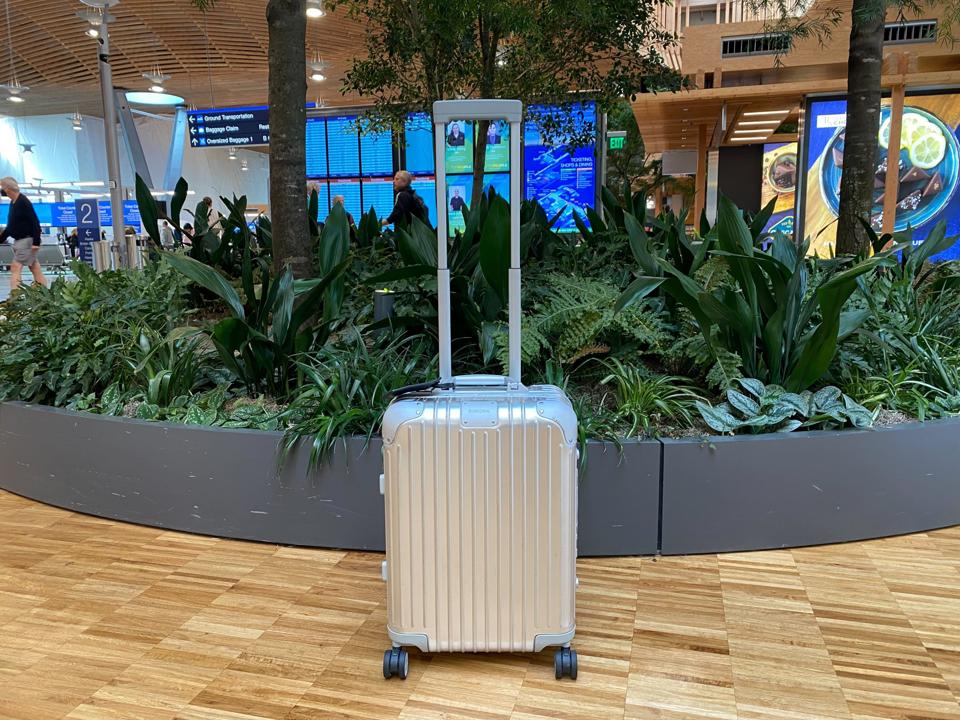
[618,195,897,391]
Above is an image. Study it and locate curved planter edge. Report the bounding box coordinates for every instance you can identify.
[0,402,660,557]
[660,420,960,555]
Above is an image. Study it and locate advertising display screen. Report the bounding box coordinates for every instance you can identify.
[360,127,394,176]
[410,178,437,227]
[326,116,361,177]
[803,93,960,259]
[483,120,510,172]
[761,142,798,238]
[444,120,474,175]
[362,178,396,220]
[446,174,471,235]
[327,179,362,221]
[524,101,597,233]
[305,117,328,177]
[405,113,435,175]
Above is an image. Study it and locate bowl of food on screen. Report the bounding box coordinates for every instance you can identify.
[820,107,960,231]
[766,152,797,194]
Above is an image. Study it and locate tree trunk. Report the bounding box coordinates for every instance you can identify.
[266,0,310,277]
[472,120,490,205]
[835,0,885,256]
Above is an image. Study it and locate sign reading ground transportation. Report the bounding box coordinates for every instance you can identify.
[187,106,271,148]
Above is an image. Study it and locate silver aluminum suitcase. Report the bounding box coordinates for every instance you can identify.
[379,99,579,681]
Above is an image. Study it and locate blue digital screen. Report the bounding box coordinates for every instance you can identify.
[405,113,435,175]
[410,178,437,227]
[360,127,394,176]
[53,203,76,226]
[327,180,361,222]
[362,178,395,221]
[93,201,143,228]
[524,101,597,233]
[326,116,360,177]
[306,117,328,177]
[445,174,511,235]
[309,181,330,218]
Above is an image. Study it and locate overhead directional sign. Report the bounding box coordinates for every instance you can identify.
[187,105,271,148]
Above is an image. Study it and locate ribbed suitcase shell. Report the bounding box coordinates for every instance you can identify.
[381,384,578,653]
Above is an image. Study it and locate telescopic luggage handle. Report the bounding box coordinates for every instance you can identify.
[433,99,523,387]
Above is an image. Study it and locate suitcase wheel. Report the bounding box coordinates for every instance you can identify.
[554,647,578,680]
[383,647,409,680]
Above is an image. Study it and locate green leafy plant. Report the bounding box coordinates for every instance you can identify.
[282,332,437,467]
[696,378,873,434]
[499,273,667,369]
[619,195,896,391]
[125,326,213,408]
[601,359,703,437]
[164,202,352,398]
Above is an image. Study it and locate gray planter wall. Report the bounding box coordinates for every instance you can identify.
[0,402,662,556]
[660,421,960,555]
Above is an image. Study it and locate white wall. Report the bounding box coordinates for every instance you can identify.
[0,111,270,212]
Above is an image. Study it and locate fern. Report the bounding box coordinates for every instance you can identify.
[497,274,666,371]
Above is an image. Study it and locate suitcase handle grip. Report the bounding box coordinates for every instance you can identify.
[386,379,451,399]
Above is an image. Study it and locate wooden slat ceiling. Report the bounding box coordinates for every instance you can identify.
[0,0,369,117]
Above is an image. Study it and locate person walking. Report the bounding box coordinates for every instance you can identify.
[160,220,175,249]
[0,177,46,291]
[202,197,222,235]
[382,171,427,227]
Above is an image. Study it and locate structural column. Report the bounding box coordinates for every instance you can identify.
[694,123,708,223]
[881,53,908,237]
[97,24,127,264]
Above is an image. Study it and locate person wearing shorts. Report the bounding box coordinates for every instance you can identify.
[0,177,46,291]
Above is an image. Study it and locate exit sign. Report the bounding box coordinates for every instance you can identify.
[608,133,627,150]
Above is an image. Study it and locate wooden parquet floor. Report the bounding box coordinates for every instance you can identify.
[2,490,960,720]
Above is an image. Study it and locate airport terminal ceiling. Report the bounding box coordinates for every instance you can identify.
[2,0,369,117]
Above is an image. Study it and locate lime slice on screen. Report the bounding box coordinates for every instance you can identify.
[878,117,891,149]
[909,133,946,169]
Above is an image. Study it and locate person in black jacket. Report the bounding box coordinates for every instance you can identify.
[382,171,426,227]
[0,177,46,290]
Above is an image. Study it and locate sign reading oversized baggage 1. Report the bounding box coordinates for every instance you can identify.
[379,100,580,681]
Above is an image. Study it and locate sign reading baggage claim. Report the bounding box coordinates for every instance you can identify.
[187,105,271,148]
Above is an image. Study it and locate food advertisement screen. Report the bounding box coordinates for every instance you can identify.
[524,101,597,233]
[803,94,960,259]
[761,142,797,238]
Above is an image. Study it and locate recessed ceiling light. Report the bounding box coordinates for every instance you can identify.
[125,91,185,106]
[731,136,766,142]
[738,120,780,126]
[742,110,789,117]
[733,128,769,134]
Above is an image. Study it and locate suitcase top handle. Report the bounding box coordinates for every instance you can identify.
[433,99,523,387]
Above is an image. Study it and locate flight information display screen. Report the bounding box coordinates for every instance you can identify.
[305,117,328,177]
[362,178,396,220]
[326,116,361,177]
[327,179,362,221]
[405,113,435,175]
[360,128,394,176]
[410,178,437,227]
[309,181,331,219]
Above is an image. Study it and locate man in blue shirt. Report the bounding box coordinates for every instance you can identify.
[0,177,46,291]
